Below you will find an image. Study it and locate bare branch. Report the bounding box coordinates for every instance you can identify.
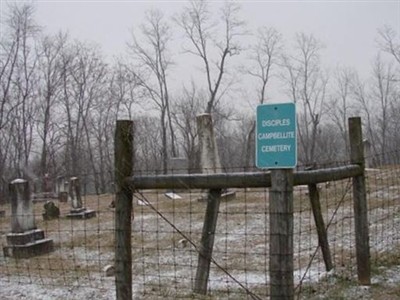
[176,0,246,114]
[377,25,400,65]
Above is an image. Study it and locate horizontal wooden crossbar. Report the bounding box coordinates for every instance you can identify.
[126,164,362,190]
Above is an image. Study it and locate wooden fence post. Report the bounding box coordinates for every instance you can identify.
[115,120,134,299]
[194,114,222,295]
[269,169,294,300]
[308,183,333,271]
[348,117,371,285]
[194,188,222,294]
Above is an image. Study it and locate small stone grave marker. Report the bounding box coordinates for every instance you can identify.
[42,201,60,220]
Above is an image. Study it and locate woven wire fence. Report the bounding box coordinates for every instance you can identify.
[0,172,116,299]
[0,152,399,299]
[367,151,400,266]
[129,164,358,299]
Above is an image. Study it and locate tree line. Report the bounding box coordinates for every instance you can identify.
[1,1,399,199]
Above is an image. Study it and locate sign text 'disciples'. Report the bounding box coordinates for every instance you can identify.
[256,103,297,169]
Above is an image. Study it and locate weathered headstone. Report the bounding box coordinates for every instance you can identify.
[3,179,54,258]
[196,114,221,203]
[103,264,115,277]
[66,177,96,219]
[33,174,55,202]
[169,157,188,174]
[196,115,236,202]
[69,177,82,208]
[197,114,221,173]
[10,179,35,233]
[363,139,372,168]
[43,173,52,197]
[56,176,68,202]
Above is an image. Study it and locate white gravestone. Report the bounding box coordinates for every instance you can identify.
[4,179,54,258]
[10,179,36,233]
[69,177,82,209]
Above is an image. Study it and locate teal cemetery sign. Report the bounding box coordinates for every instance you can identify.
[256,102,297,169]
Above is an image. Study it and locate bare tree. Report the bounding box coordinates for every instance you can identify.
[75,42,107,192]
[376,27,400,155]
[351,55,398,165]
[243,26,282,168]
[378,25,400,65]
[281,33,328,165]
[176,0,245,114]
[36,32,68,185]
[127,9,176,173]
[109,59,142,120]
[247,27,282,105]
[89,60,142,192]
[3,3,40,176]
[0,3,37,131]
[172,83,206,171]
[60,41,108,192]
[135,117,164,172]
[351,73,378,157]
[329,67,356,156]
[371,55,397,156]
[0,4,25,193]
[0,3,40,201]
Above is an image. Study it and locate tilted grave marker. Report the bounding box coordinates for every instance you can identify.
[66,177,96,219]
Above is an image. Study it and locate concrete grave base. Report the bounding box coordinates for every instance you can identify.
[3,229,54,258]
[66,207,96,219]
[6,228,45,245]
[197,190,236,202]
[33,192,57,203]
[221,190,236,201]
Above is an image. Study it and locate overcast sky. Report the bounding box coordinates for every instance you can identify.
[2,0,399,106]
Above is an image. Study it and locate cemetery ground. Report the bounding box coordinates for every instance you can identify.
[0,167,399,299]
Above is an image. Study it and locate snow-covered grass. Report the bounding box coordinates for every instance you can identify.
[0,166,399,299]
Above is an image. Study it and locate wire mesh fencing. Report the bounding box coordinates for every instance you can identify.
[0,154,399,299]
[0,172,117,299]
[127,158,399,299]
[367,151,400,266]
[125,165,355,299]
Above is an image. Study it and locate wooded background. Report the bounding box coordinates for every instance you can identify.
[1,1,399,202]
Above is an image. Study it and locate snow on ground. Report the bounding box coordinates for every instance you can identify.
[0,274,115,300]
[1,182,399,299]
